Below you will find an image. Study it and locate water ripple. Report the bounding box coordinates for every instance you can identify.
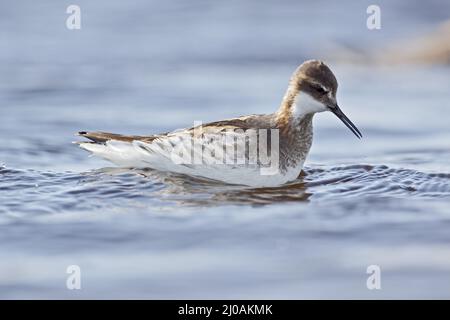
[1,164,450,215]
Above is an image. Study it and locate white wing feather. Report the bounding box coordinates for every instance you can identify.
[79,129,293,187]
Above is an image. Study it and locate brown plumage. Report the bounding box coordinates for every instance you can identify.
[78,131,158,144]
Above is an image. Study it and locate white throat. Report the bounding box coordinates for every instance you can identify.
[291,92,327,119]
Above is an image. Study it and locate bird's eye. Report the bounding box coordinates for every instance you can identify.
[315,86,327,94]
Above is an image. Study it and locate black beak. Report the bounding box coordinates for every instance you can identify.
[328,104,362,139]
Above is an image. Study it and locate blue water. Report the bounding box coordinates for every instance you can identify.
[1,0,450,298]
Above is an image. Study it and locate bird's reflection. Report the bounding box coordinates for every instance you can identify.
[91,167,312,206]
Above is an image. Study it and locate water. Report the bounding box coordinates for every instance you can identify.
[1,0,450,298]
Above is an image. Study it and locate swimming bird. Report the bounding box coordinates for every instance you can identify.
[77,60,361,187]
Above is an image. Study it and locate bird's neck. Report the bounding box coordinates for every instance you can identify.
[275,87,314,134]
[274,87,314,172]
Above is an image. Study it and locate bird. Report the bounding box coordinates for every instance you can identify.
[77,60,361,187]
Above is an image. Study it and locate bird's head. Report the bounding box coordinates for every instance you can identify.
[286,60,362,139]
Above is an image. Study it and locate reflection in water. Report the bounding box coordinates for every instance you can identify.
[2,164,450,212]
[79,163,450,207]
[116,167,312,206]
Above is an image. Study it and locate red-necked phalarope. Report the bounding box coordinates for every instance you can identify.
[77,60,362,187]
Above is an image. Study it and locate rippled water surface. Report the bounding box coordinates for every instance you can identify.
[1,0,450,298]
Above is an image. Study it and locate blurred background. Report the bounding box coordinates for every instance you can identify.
[0,0,449,299]
[1,0,449,170]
